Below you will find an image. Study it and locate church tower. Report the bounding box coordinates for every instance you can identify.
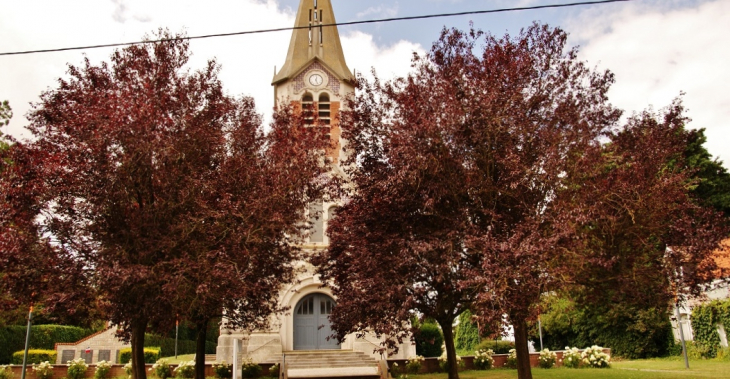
[272,0,355,164]
[217,0,414,366]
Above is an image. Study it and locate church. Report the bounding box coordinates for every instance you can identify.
[216,0,415,365]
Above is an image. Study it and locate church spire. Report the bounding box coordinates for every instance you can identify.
[272,0,353,85]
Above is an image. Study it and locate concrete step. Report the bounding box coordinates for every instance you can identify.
[270,351,381,379]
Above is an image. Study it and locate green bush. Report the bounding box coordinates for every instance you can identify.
[144,334,216,357]
[119,347,161,364]
[691,299,730,359]
[240,360,261,379]
[11,350,57,365]
[415,322,444,357]
[475,340,514,355]
[267,363,279,378]
[67,358,89,379]
[455,310,480,355]
[0,325,93,364]
[528,294,675,359]
[0,365,14,379]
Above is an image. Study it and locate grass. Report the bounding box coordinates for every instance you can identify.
[401,358,730,379]
[158,354,196,364]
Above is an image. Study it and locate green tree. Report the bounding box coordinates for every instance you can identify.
[683,127,730,218]
[455,310,480,355]
[0,100,10,151]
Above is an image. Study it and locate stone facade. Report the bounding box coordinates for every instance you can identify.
[54,327,130,364]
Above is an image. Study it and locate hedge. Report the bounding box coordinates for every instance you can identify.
[11,349,57,364]
[0,325,93,364]
[476,340,515,355]
[144,334,216,356]
[119,347,161,364]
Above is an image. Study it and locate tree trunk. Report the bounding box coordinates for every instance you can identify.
[512,317,533,379]
[438,319,459,379]
[195,319,209,379]
[131,319,148,379]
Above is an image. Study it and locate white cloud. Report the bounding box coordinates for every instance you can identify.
[567,0,730,167]
[356,4,400,19]
[0,0,424,140]
[342,31,425,81]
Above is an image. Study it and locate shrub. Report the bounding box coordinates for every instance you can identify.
[686,341,712,360]
[150,359,172,379]
[454,311,480,354]
[405,356,423,374]
[0,326,93,365]
[716,347,730,362]
[212,361,232,379]
[415,323,443,357]
[437,351,462,372]
[11,350,57,365]
[504,349,517,369]
[562,347,582,368]
[67,358,89,379]
[119,347,161,364]
[475,340,514,355]
[143,334,215,357]
[123,362,133,379]
[95,361,112,379]
[473,349,494,370]
[32,361,54,379]
[581,346,610,368]
[0,365,13,379]
[267,363,279,378]
[174,360,195,379]
[240,360,261,379]
[537,349,557,369]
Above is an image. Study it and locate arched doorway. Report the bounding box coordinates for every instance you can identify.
[293,293,340,350]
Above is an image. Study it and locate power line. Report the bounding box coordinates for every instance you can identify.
[0,0,632,57]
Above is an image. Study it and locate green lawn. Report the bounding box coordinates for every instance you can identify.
[158,354,196,364]
[406,358,730,379]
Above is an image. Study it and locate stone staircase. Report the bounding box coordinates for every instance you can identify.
[276,351,385,379]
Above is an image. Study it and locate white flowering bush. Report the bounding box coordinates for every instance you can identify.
[538,349,557,369]
[32,361,54,379]
[437,352,462,372]
[473,349,494,370]
[123,362,133,379]
[562,347,582,368]
[212,361,231,379]
[405,355,424,374]
[581,346,610,368]
[504,349,518,369]
[67,358,88,379]
[94,360,112,379]
[240,359,262,379]
[173,360,195,379]
[149,359,173,379]
[0,365,13,379]
[268,363,279,378]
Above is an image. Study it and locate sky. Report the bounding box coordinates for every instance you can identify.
[1,0,728,168]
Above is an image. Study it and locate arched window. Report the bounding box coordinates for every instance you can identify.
[318,93,331,125]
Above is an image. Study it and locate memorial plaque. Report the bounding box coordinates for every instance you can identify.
[61,350,75,364]
[98,350,111,362]
[81,350,93,363]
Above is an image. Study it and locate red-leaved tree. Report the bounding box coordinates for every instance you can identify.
[18,31,327,379]
[318,24,620,379]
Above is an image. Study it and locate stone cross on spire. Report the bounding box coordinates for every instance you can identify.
[272,0,354,85]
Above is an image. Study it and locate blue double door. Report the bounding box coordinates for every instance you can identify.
[293,294,340,350]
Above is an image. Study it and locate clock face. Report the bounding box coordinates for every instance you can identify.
[309,74,324,86]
